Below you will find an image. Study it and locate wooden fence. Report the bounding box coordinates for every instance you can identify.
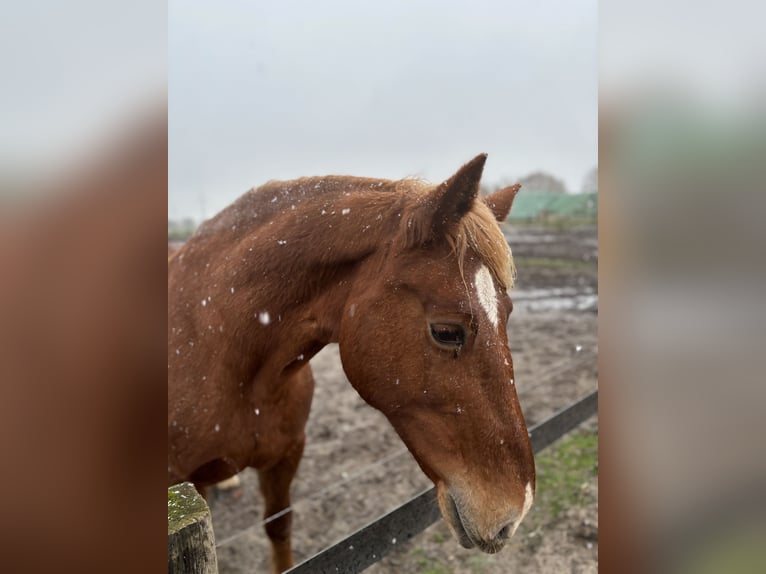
[166,389,598,573]
[168,482,219,573]
[286,390,598,573]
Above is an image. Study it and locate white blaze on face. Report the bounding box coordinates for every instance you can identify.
[474,265,498,328]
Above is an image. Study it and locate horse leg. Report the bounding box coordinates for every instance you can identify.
[258,364,314,573]
[257,438,305,573]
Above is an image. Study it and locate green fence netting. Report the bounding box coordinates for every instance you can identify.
[505,192,597,221]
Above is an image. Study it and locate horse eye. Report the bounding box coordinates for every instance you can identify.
[430,323,465,348]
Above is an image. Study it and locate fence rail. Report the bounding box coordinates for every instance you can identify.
[286,390,598,574]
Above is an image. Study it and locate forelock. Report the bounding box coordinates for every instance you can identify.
[398,182,515,290]
[449,200,515,290]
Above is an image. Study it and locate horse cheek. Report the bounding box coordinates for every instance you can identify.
[338,298,399,409]
[337,303,377,405]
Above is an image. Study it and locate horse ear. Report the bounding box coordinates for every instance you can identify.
[483,183,521,222]
[403,154,487,247]
[428,153,487,225]
[432,153,487,228]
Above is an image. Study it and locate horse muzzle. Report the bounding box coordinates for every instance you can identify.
[437,485,525,554]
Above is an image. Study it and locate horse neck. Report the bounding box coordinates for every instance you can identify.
[194,182,405,369]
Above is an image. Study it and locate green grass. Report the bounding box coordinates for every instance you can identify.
[467,554,490,574]
[418,562,451,574]
[534,430,598,519]
[413,548,451,574]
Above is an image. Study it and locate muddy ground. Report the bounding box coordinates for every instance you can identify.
[206,224,598,573]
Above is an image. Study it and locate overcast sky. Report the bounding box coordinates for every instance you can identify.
[169,0,597,220]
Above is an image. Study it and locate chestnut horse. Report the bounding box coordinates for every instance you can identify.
[168,154,535,572]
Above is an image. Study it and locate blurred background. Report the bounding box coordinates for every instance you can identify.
[0,1,165,196]
[1,0,763,572]
[601,1,766,572]
[0,3,166,574]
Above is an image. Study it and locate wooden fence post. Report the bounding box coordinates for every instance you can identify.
[168,482,218,574]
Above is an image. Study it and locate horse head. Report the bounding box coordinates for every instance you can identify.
[338,154,535,554]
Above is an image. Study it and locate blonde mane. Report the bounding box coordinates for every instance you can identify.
[450,200,515,291]
[398,179,515,291]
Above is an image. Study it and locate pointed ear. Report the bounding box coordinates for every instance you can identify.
[405,154,487,245]
[432,153,487,228]
[402,154,488,247]
[483,183,521,222]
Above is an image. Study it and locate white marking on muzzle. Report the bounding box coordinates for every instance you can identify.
[474,265,498,328]
[509,482,534,538]
[521,481,534,520]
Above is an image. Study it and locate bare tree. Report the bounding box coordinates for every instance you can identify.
[581,165,598,193]
[518,171,567,193]
[480,177,518,197]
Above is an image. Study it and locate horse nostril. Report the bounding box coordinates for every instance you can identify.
[497,524,510,540]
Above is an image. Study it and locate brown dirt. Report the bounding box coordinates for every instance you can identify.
[207,225,598,573]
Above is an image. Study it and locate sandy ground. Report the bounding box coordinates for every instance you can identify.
[205,225,598,573]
